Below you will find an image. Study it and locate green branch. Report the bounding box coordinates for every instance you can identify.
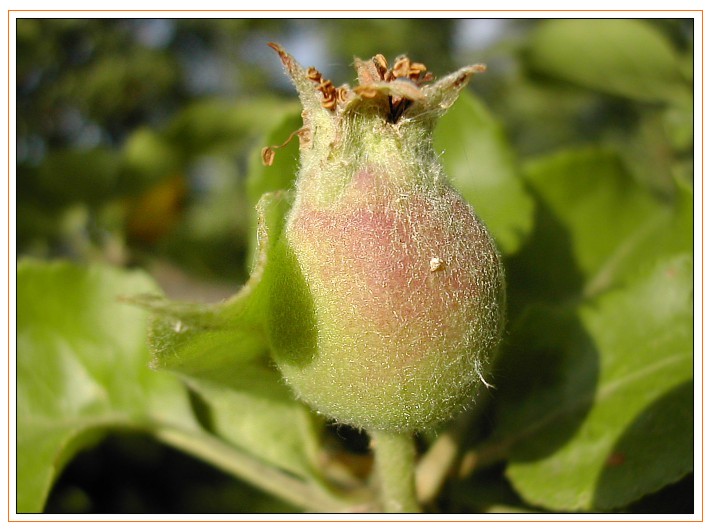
[151,423,350,513]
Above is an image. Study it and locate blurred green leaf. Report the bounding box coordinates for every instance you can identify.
[663,91,694,152]
[165,98,299,156]
[615,108,678,196]
[527,19,686,103]
[325,19,458,77]
[435,91,534,255]
[17,260,196,512]
[122,128,182,190]
[34,148,123,205]
[74,49,179,121]
[136,190,320,479]
[247,109,302,206]
[499,254,692,511]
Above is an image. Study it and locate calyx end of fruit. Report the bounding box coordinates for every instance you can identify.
[269,42,486,123]
[263,43,486,166]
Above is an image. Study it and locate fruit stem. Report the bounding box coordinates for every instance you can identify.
[370,430,421,513]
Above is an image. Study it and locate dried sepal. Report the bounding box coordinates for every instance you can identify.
[267,42,329,116]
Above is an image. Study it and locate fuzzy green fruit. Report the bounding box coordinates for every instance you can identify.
[265,44,505,433]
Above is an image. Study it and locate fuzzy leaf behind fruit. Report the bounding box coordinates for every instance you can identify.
[17,261,197,513]
[134,190,322,479]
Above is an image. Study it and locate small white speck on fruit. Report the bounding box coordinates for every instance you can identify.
[429,257,444,272]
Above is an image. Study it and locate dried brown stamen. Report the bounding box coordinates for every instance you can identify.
[261,127,308,166]
[336,85,350,103]
[373,54,389,80]
[288,49,451,123]
[391,56,411,81]
[306,66,349,111]
[357,53,437,123]
[370,54,434,85]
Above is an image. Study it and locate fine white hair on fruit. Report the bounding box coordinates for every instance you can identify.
[475,359,495,389]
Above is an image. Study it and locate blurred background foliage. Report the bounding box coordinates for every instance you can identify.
[17,18,694,513]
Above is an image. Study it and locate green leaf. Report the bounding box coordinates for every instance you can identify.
[143,190,291,375]
[663,91,694,152]
[527,19,686,103]
[183,371,321,479]
[593,381,694,509]
[17,260,196,513]
[495,254,693,511]
[137,190,321,479]
[493,145,693,510]
[435,90,534,255]
[507,149,690,311]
